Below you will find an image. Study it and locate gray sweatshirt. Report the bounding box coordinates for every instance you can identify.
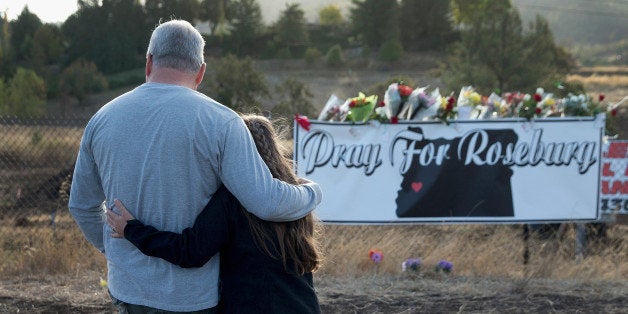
[69,82,322,311]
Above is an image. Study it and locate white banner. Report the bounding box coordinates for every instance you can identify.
[600,140,628,215]
[295,115,605,223]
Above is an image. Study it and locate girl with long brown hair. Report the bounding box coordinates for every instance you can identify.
[106,115,322,313]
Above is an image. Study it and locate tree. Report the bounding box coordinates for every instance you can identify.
[3,68,46,117]
[272,3,309,58]
[63,0,146,74]
[59,60,109,105]
[145,0,200,26]
[9,6,42,63]
[200,0,230,35]
[204,54,269,112]
[442,0,572,94]
[0,12,12,79]
[30,24,65,69]
[349,0,399,49]
[271,78,316,119]
[319,5,344,26]
[399,0,454,51]
[225,0,265,56]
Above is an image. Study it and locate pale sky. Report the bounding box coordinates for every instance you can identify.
[1,0,78,23]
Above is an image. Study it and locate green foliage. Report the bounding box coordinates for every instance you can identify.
[145,0,201,26]
[442,0,573,94]
[204,54,269,113]
[225,0,265,57]
[271,78,316,119]
[272,3,309,58]
[319,5,344,26]
[399,0,455,51]
[9,6,42,62]
[200,0,229,35]
[304,47,322,64]
[2,68,46,118]
[350,0,400,49]
[377,39,403,62]
[106,68,146,89]
[59,60,108,105]
[63,0,147,74]
[325,45,344,67]
[30,24,65,69]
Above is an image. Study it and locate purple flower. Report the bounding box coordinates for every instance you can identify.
[402,258,422,272]
[370,251,383,264]
[436,260,453,273]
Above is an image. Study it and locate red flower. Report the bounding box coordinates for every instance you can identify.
[611,108,618,116]
[295,114,311,131]
[391,116,399,124]
[378,100,385,107]
[398,84,413,98]
[535,107,542,115]
[533,93,542,102]
[599,94,605,102]
[446,96,455,111]
[349,100,357,108]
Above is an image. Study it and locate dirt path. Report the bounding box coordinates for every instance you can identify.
[1,274,625,313]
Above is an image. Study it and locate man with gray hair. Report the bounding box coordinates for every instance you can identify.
[69,20,322,313]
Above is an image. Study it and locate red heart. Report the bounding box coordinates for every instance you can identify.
[411,182,423,193]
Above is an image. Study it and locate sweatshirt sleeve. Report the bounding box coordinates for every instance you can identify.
[68,125,106,253]
[124,186,234,268]
[218,117,322,222]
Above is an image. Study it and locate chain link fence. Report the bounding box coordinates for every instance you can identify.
[0,115,91,263]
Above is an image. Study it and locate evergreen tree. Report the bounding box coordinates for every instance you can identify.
[399,0,454,51]
[225,0,265,56]
[63,0,147,74]
[30,24,65,69]
[349,0,399,50]
[145,0,200,27]
[200,0,230,35]
[272,3,309,58]
[9,6,42,63]
[442,0,572,94]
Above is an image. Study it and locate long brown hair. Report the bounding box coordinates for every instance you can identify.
[241,114,321,275]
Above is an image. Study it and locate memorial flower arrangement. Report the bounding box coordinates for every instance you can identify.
[346,92,378,123]
[314,84,619,128]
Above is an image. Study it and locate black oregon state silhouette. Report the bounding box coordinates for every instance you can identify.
[395,127,518,218]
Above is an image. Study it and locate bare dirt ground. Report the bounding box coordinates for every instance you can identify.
[0,273,626,313]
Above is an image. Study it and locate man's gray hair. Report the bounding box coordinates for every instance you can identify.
[147,20,205,73]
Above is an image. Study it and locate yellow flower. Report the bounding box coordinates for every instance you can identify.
[469,92,481,105]
[100,277,108,288]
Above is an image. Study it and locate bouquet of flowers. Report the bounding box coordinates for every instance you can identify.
[317,94,345,121]
[456,86,482,119]
[383,82,414,120]
[346,92,378,123]
[399,87,441,121]
[436,95,456,124]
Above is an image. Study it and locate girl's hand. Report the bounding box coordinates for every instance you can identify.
[106,199,135,238]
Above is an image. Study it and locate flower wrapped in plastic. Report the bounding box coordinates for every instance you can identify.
[346,92,378,123]
[317,94,345,121]
[400,86,441,121]
[456,86,483,119]
[562,93,591,117]
[384,82,413,120]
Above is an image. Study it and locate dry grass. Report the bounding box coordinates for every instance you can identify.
[567,74,628,88]
[0,125,82,167]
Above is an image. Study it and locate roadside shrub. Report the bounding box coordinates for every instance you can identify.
[304,47,322,64]
[378,39,404,62]
[2,68,47,118]
[59,60,108,105]
[326,44,344,67]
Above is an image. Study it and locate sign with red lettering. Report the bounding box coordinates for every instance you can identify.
[600,140,628,214]
[295,115,604,223]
